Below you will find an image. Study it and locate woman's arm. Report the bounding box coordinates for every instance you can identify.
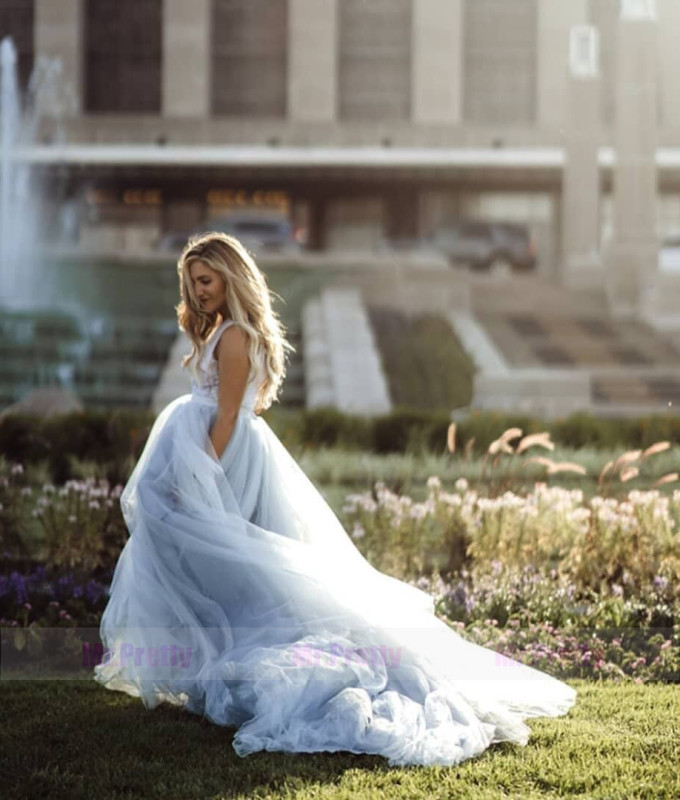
[209,325,251,459]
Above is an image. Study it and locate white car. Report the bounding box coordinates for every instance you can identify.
[659,236,680,275]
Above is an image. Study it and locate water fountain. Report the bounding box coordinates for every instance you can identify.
[0,37,177,412]
[0,36,72,312]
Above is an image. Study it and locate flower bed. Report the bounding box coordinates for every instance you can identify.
[1,428,678,684]
[343,477,680,597]
[408,566,678,684]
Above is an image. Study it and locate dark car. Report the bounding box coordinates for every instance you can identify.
[154,230,194,252]
[207,213,302,254]
[154,212,304,255]
[430,219,536,275]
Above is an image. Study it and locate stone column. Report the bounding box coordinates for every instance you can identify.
[537,0,588,130]
[162,0,211,117]
[605,0,659,317]
[412,0,462,124]
[288,0,337,121]
[561,25,603,288]
[657,0,680,130]
[34,0,83,114]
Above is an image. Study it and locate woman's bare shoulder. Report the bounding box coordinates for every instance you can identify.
[213,322,249,362]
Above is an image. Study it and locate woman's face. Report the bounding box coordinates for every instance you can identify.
[189,261,227,316]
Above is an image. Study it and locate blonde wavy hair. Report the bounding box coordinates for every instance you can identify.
[176,232,294,413]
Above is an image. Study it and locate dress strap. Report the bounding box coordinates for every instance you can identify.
[205,319,237,362]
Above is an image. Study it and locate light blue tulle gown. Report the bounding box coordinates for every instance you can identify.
[94,319,576,767]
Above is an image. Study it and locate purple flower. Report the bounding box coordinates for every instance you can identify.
[9,572,28,604]
[85,580,106,604]
[445,582,468,609]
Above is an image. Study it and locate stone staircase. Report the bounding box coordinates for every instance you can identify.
[457,273,680,416]
[302,287,391,414]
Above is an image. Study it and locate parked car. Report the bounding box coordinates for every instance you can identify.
[658,234,680,275]
[206,212,303,254]
[429,219,536,275]
[154,230,194,252]
[154,211,304,255]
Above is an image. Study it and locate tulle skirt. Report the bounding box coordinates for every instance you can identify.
[94,393,576,767]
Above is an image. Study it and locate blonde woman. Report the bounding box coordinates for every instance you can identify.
[95,232,576,767]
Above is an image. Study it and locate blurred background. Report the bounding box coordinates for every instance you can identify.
[1,0,680,417]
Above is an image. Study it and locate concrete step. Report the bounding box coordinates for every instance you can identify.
[302,287,391,414]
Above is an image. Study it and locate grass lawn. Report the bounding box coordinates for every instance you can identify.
[1,679,678,799]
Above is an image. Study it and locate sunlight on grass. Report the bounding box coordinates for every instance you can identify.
[1,679,678,799]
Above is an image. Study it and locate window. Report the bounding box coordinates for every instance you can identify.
[338,0,412,121]
[211,0,287,117]
[85,0,161,113]
[463,0,538,125]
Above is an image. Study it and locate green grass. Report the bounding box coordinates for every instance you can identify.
[368,307,475,411]
[1,679,677,799]
[292,445,680,508]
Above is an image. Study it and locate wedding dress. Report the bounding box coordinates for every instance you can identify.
[94,319,576,767]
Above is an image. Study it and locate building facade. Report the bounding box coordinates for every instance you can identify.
[4,0,680,273]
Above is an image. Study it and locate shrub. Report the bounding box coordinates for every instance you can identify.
[2,407,680,472]
[0,409,154,484]
[372,408,452,454]
[299,407,372,450]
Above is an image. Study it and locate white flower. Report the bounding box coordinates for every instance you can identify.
[359,497,377,513]
[426,476,441,491]
[351,524,366,540]
[455,478,469,492]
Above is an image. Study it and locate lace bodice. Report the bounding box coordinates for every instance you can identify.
[190,321,264,412]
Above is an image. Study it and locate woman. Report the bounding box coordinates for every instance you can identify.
[94,232,576,767]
